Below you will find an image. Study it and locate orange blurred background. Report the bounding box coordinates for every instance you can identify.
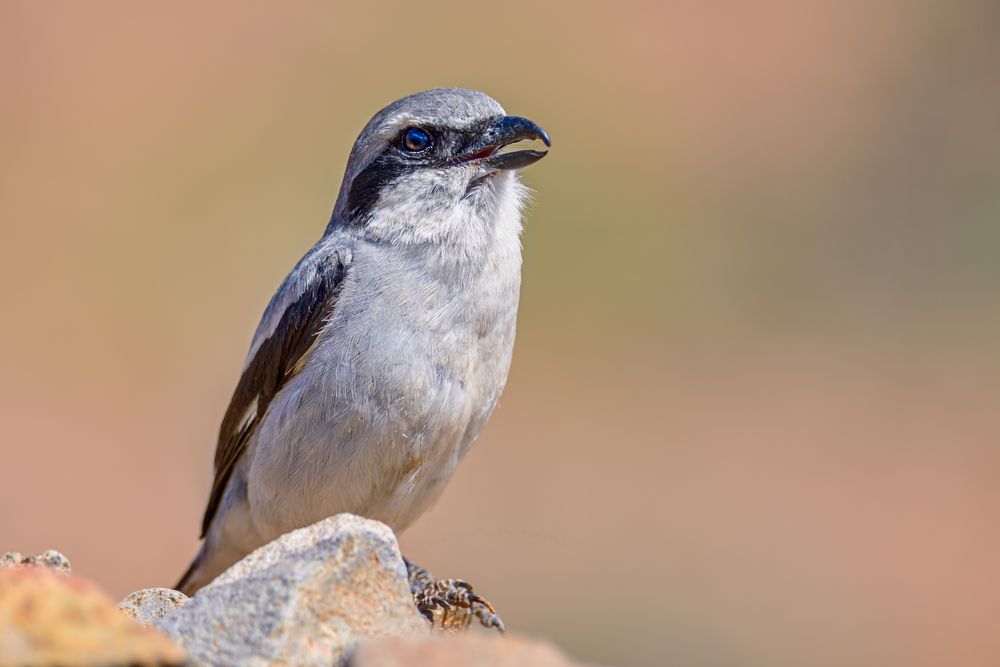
[2,2,999,665]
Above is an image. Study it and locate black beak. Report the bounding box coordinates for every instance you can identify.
[446,116,551,170]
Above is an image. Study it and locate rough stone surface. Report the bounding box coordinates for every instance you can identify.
[1,548,71,573]
[0,566,187,666]
[156,513,428,666]
[119,587,190,626]
[0,552,22,568]
[348,634,591,667]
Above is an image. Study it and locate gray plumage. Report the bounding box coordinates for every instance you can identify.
[178,88,549,593]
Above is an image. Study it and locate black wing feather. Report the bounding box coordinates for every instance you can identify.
[200,251,348,537]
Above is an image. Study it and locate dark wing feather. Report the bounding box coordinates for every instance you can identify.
[200,251,348,537]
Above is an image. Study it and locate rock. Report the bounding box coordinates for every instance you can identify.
[1,548,71,573]
[0,552,22,568]
[156,514,428,666]
[0,566,187,667]
[119,587,190,626]
[348,634,591,667]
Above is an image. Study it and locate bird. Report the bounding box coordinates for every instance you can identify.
[176,88,549,629]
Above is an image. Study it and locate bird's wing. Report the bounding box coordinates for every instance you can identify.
[200,247,349,538]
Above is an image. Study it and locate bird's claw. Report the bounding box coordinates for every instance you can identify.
[405,560,506,633]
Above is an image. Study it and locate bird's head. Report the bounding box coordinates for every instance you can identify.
[329,88,550,249]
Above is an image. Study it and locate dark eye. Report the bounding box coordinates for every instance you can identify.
[401,127,432,152]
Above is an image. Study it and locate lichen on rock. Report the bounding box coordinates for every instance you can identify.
[0,566,187,666]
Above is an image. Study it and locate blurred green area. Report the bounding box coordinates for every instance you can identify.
[2,2,999,666]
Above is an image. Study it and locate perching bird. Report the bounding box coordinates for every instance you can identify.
[176,88,549,628]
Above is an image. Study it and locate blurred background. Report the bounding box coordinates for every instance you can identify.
[2,1,999,665]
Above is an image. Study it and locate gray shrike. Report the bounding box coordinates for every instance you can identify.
[177,88,549,628]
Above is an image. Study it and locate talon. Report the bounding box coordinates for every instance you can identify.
[464,593,495,613]
[404,560,506,633]
[475,608,506,633]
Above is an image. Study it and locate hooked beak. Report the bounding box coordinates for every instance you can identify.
[446,116,551,170]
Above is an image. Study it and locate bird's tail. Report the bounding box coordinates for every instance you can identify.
[174,556,200,596]
[174,544,211,596]
[174,542,227,596]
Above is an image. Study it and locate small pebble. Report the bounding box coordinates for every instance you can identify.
[1,549,71,573]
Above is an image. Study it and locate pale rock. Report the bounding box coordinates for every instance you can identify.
[155,513,428,666]
[119,587,189,626]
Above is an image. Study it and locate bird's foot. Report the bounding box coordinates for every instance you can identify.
[404,558,506,633]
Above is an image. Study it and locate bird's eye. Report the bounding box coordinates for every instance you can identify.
[401,127,432,152]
